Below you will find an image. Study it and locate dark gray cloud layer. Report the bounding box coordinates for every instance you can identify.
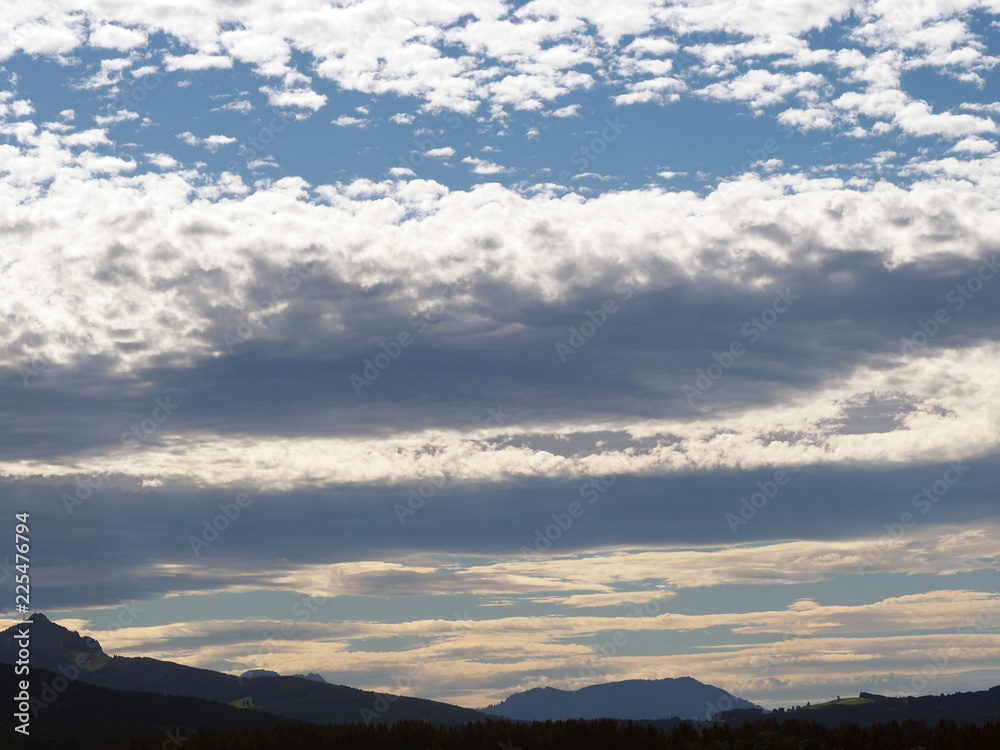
[3,452,995,609]
[3,248,997,463]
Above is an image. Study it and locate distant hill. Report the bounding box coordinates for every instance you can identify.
[241,668,328,684]
[0,614,485,728]
[725,687,1000,727]
[297,672,329,683]
[0,662,294,747]
[483,676,758,721]
[240,669,280,680]
[0,613,111,673]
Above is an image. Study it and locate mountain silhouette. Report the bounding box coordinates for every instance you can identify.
[0,613,110,673]
[743,687,1000,727]
[241,668,329,683]
[0,662,294,746]
[240,669,280,679]
[296,672,329,683]
[0,614,483,727]
[483,676,758,721]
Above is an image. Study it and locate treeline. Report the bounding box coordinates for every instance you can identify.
[112,717,1000,750]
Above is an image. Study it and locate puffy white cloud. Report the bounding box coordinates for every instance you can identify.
[894,100,997,137]
[950,135,997,153]
[93,109,138,126]
[176,132,237,151]
[777,106,836,131]
[145,152,179,169]
[260,85,327,112]
[699,70,828,109]
[0,0,996,130]
[613,75,686,105]
[462,155,511,173]
[163,53,233,72]
[89,24,147,51]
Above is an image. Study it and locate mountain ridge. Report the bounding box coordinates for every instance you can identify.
[483,675,758,721]
[0,614,484,727]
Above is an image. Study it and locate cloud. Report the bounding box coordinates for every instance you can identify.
[89,25,147,51]
[176,132,237,151]
[75,58,133,89]
[949,136,997,154]
[212,100,253,114]
[613,76,686,105]
[93,110,138,126]
[624,37,679,56]
[777,106,836,131]
[163,53,234,72]
[15,538,998,706]
[261,86,327,112]
[893,101,997,137]
[145,152,179,169]
[5,1,1000,713]
[462,156,511,174]
[545,105,580,118]
[331,115,369,128]
[0,0,994,131]
[699,70,828,109]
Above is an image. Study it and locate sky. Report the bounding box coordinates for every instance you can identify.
[1,0,999,714]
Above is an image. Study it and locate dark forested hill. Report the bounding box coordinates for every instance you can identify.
[483,676,757,720]
[749,687,1000,727]
[0,614,486,728]
[0,663,295,748]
